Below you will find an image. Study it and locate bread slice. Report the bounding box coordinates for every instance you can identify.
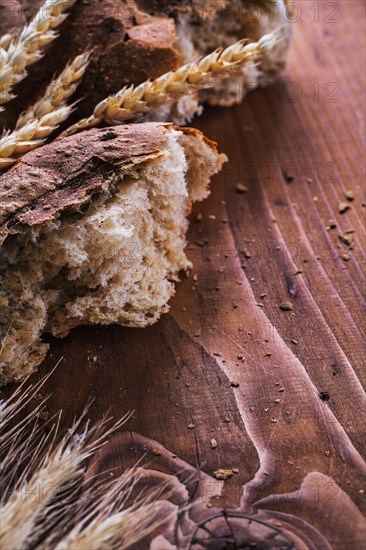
[0,123,226,385]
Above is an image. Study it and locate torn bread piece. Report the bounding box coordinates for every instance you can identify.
[174,0,292,110]
[0,1,291,129]
[0,123,226,384]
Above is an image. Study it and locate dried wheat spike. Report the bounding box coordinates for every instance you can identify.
[17,51,91,128]
[0,34,13,52]
[0,0,77,110]
[62,28,282,138]
[0,52,89,169]
[0,375,169,549]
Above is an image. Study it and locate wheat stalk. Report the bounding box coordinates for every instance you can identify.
[0,52,90,170]
[0,0,77,110]
[0,374,170,549]
[62,29,282,138]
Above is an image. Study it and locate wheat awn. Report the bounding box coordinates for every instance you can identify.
[0,0,77,110]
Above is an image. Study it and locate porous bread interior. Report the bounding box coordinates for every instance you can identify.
[0,129,224,384]
[179,0,285,54]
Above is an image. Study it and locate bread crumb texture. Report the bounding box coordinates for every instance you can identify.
[0,125,225,384]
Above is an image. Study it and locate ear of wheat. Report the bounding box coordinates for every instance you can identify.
[0,19,287,169]
[0,33,13,52]
[62,28,283,138]
[0,374,171,549]
[0,52,90,169]
[0,0,77,110]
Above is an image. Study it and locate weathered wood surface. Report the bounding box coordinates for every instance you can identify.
[2,1,365,548]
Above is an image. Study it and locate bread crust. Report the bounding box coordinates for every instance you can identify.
[0,123,217,243]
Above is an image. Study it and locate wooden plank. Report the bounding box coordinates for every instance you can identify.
[1,1,365,548]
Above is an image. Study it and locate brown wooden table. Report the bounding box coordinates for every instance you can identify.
[2,1,365,548]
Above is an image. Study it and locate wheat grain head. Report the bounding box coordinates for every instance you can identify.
[0,375,174,549]
[62,28,284,138]
[0,0,77,110]
[0,52,90,169]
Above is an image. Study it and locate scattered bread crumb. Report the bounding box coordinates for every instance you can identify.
[338,202,350,214]
[279,301,293,311]
[344,190,354,201]
[213,468,236,480]
[236,182,248,193]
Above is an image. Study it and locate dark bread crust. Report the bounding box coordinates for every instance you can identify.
[0,123,167,241]
[135,0,229,18]
[0,123,218,243]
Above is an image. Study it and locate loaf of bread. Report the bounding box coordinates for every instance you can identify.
[0,0,291,129]
[0,123,226,385]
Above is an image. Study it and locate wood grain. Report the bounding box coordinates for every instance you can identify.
[1,1,365,548]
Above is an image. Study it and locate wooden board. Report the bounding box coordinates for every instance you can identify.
[2,1,365,548]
